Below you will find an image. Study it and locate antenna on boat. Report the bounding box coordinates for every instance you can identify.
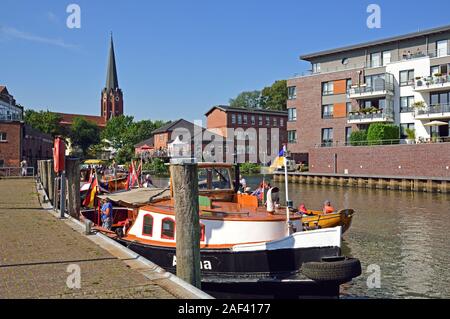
[283,145,293,235]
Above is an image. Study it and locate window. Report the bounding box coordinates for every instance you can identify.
[400,96,415,112]
[237,114,242,125]
[288,130,297,143]
[322,128,333,146]
[312,63,321,73]
[266,116,270,126]
[382,51,391,66]
[243,115,248,125]
[346,79,352,93]
[322,104,334,119]
[430,91,450,106]
[322,82,334,95]
[161,218,175,239]
[431,64,449,76]
[370,52,381,67]
[400,123,415,139]
[365,74,385,90]
[346,102,352,115]
[142,214,153,236]
[287,86,297,100]
[0,132,6,142]
[251,115,255,125]
[258,116,263,126]
[231,114,236,124]
[280,118,284,127]
[288,108,297,121]
[273,118,277,127]
[437,40,448,57]
[400,70,414,86]
[0,159,4,167]
[345,127,352,143]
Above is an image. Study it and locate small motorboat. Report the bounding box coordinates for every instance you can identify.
[301,209,354,234]
[81,162,361,298]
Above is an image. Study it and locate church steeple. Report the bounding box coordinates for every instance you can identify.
[105,34,119,91]
[101,33,123,121]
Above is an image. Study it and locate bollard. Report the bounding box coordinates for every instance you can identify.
[47,160,55,204]
[66,158,81,219]
[85,219,94,235]
[170,161,201,289]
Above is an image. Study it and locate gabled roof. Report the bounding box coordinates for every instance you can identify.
[301,24,450,61]
[152,119,204,135]
[205,105,288,116]
[0,85,8,95]
[56,112,106,127]
[135,136,154,148]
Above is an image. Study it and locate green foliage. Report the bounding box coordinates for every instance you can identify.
[405,128,416,140]
[101,115,168,164]
[228,80,287,111]
[239,163,261,175]
[142,158,169,176]
[24,109,63,137]
[367,123,400,145]
[261,80,287,111]
[349,130,368,146]
[229,91,262,109]
[69,117,101,157]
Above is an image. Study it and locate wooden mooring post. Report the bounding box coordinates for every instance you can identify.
[46,160,55,204]
[170,161,201,289]
[66,158,81,219]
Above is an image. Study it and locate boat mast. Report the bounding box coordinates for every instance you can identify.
[283,145,291,235]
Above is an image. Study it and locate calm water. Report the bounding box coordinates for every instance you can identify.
[152,175,450,298]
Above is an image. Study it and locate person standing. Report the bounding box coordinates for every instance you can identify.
[101,198,113,230]
[20,159,27,176]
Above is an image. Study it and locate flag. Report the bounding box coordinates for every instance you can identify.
[83,173,98,208]
[278,144,287,157]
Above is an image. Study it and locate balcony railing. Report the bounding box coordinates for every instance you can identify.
[0,113,23,122]
[428,48,450,58]
[322,112,334,119]
[315,137,450,148]
[416,103,450,117]
[414,75,450,91]
[348,109,394,123]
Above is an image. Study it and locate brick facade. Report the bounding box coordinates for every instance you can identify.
[287,70,360,156]
[309,144,450,178]
[0,122,21,167]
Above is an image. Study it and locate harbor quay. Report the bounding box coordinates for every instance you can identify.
[272,171,450,193]
[0,178,209,299]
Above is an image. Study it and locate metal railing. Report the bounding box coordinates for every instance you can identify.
[415,75,450,88]
[416,103,450,116]
[316,137,450,148]
[0,167,35,177]
[348,83,394,95]
[0,114,23,122]
[428,48,450,58]
[348,110,394,122]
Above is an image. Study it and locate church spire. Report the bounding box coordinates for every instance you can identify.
[105,33,119,91]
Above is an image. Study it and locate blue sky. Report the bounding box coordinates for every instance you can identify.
[1,0,450,122]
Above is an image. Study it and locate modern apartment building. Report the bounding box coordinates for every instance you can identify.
[287,24,450,163]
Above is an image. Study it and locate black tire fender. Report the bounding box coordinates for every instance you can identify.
[302,257,362,282]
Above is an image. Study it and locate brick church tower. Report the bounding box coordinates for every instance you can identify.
[101,35,123,121]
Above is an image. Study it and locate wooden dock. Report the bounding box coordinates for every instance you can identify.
[272,172,450,194]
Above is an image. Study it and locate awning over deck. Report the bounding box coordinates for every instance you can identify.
[98,187,170,207]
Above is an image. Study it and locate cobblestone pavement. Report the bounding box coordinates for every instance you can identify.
[0,179,176,299]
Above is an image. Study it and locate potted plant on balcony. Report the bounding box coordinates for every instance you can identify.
[405,128,416,144]
[412,101,426,110]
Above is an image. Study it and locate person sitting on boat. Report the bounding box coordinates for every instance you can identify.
[298,203,309,215]
[244,186,252,195]
[143,174,153,188]
[323,200,335,214]
[101,198,113,230]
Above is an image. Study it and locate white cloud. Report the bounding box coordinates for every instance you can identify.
[0,25,78,50]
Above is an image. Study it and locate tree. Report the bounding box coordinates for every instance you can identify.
[261,80,287,111]
[229,90,262,109]
[24,109,63,137]
[69,117,101,157]
[101,115,135,151]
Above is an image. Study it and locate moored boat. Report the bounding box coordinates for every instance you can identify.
[81,163,361,297]
[301,209,354,234]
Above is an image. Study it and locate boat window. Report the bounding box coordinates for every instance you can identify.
[200,224,205,242]
[198,168,232,190]
[161,218,175,239]
[142,214,153,236]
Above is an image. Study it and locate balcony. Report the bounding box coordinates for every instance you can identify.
[347,108,394,124]
[348,74,394,100]
[0,113,23,122]
[415,103,450,120]
[414,75,450,93]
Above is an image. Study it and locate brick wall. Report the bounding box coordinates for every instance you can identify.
[287,70,360,155]
[22,125,53,169]
[0,122,21,167]
[309,143,450,178]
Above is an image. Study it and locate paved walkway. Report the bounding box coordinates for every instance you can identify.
[0,178,196,299]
